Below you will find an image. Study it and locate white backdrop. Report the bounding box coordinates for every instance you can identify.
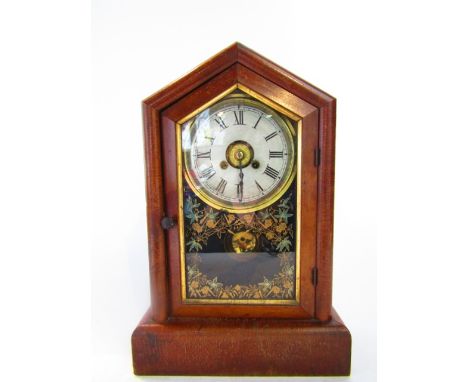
[42,0,468,381]
[1,1,467,382]
[92,1,379,381]
[92,0,468,380]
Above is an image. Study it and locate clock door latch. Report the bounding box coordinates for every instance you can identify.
[161,216,176,230]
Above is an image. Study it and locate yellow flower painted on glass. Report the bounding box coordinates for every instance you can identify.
[266,231,275,240]
[190,280,199,289]
[276,222,287,233]
[200,286,211,296]
[242,213,254,224]
[192,222,203,233]
[263,218,273,228]
[283,280,292,290]
[270,286,281,296]
[206,219,216,228]
[225,214,236,224]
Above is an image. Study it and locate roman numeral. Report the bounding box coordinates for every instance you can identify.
[264,165,279,179]
[233,110,245,125]
[205,135,215,144]
[196,150,211,159]
[255,180,264,192]
[215,178,227,194]
[214,117,228,129]
[200,166,216,180]
[269,150,284,158]
[252,115,262,129]
[264,131,278,141]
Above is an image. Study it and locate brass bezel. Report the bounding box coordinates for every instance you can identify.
[177,84,302,305]
[180,86,297,214]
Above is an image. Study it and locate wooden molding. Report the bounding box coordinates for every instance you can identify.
[142,43,336,322]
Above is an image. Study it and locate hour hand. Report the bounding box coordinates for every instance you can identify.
[237,183,243,202]
[237,176,244,202]
[238,159,244,202]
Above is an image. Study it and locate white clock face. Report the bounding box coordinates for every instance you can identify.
[181,95,296,212]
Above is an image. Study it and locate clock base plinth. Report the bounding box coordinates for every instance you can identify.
[132,308,351,376]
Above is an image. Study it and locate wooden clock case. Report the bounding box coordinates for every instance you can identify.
[132,43,351,376]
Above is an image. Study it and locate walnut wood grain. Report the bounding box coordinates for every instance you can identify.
[136,42,349,376]
[161,64,319,319]
[132,307,351,376]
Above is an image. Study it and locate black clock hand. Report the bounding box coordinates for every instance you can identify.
[238,158,244,202]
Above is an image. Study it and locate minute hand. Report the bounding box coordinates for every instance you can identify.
[238,159,244,202]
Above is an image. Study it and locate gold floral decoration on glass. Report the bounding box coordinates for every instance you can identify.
[183,190,296,300]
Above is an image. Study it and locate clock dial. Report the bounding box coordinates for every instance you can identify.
[181,95,296,212]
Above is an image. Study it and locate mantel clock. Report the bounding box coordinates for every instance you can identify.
[132,43,351,376]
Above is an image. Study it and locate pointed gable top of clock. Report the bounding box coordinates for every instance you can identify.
[143,42,334,111]
[141,43,338,324]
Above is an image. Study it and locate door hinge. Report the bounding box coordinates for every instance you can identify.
[314,148,321,167]
[161,216,176,230]
[311,267,318,287]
